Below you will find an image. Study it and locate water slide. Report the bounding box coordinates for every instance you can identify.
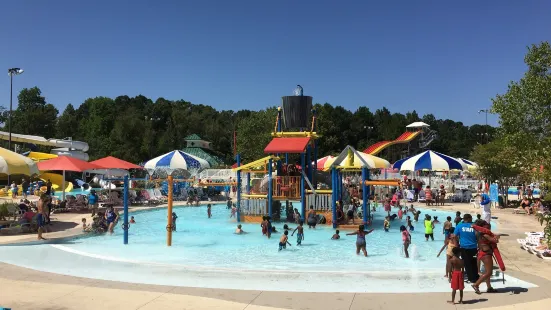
[363,131,421,155]
[0,131,89,161]
[39,172,74,192]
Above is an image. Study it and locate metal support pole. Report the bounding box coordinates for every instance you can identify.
[8,74,13,152]
[364,169,371,219]
[300,153,306,221]
[313,139,318,189]
[268,158,273,218]
[362,167,368,224]
[167,175,173,246]
[285,153,289,165]
[123,175,129,244]
[306,144,312,188]
[332,167,337,229]
[61,170,66,201]
[246,172,251,218]
[236,154,241,222]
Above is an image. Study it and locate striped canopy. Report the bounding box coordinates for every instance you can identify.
[324,145,390,170]
[0,147,39,176]
[458,158,479,169]
[312,155,334,171]
[393,150,464,171]
[144,150,210,172]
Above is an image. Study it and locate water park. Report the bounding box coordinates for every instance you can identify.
[0,85,550,310]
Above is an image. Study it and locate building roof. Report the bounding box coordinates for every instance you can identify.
[184,134,203,141]
[181,147,224,167]
[264,137,310,154]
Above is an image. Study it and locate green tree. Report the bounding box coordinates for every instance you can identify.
[236,108,277,162]
[12,87,59,138]
[471,139,520,206]
[56,104,78,138]
[492,41,551,181]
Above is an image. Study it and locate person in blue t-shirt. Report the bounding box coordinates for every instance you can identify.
[454,214,479,283]
[88,190,99,216]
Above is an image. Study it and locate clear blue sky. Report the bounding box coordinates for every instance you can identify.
[1,0,550,126]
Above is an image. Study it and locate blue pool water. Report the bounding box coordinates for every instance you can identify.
[40,205,481,271]
[0,204,533,293]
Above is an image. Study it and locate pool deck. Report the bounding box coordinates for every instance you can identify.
[1,201,551,309]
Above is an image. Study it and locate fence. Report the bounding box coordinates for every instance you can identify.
[305,193,332,211]
[239,198,267,215]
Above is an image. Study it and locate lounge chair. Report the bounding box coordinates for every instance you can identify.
[153,188,168,202]
[417,190,426,203]
[451,190,463,203]
[141,190,159,205]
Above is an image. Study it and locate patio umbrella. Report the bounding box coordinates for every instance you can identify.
[323,146,390,170]
[37,156,100,200]
[91,156,142,170]
[457,158,479,169]
[0,147,39,176]
[393,151,465,171]
[144,150,210,174]
[312,155,334,171]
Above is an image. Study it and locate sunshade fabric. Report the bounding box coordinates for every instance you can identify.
[393,150,464,171]
[264,137,310,154]
[0,147,39,175]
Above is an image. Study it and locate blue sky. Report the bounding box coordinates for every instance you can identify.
[1,0,550,126]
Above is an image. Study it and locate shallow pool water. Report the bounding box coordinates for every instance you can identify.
[1,204,532,293]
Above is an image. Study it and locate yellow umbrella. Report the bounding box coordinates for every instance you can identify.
[323,145,390,170]
[0,147,39,175]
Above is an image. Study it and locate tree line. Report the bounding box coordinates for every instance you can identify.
[0,87,493,165]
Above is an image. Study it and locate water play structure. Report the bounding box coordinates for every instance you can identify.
[363,122,437,156]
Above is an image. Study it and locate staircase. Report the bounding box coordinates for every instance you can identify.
[419,130,437,149]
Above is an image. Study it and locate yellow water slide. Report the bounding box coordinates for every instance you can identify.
[28,152,74,192]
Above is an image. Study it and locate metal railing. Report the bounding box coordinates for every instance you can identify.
[198,169,236,180]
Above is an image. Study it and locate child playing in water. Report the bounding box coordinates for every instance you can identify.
[235,224,244,234]
[433,216,440,224]
[331,230,340,240]
[383,195,391,216]
[230,204,237,218]
[424,214,435,241]
[413,210,421,222]
[261,216,268,236]
[454,211,462,226]
[406,216,414,231]
[266,216,273,238]
[81,218,90,232]
[346,225,375,257]
[282,224,293,233]
[172,212,178,231]
[398,206,404,220]
[384,216,390,232]
[437,227,458,281]
[279,231,292,251]
[207,204,212,218]
[291,222,304,245]
[448,247,465,304]
[130,216,136,224]
[409,204,416,213]
[443,216,452,237]
[400,225,411,258]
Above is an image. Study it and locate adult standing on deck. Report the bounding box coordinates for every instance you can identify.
[480,190,491,224]
[37,194,48,240]
[454,214,479,283]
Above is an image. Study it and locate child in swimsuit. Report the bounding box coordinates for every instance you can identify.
[400,225,411,258]
[130,216,136,224]
[424,214,435,241]
[261,216,268,236]
[230,205,237,218]
[437,227,457,281]
[266,217,273,238]
[291,222,304,245]
[413,210,421,222]
[331,229,340,240]
[443,216,452,238]
[172,212,178,231]
[384,216,390,232]
[235,224,244,234]
[406,216,414,231]
[346,225,374,257]
[279,231,292,251]
[398,206,403,220]
[448,247,465,304]
[207,204,212,218]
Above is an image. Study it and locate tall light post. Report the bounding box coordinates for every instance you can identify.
[478,109,489,143]
[8,68,24,151]
[363,125,373,144]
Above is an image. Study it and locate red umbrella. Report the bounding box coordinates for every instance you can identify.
[91,156,142,170]
[37,156,100,200]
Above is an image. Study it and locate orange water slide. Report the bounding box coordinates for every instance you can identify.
[363,131,421,155]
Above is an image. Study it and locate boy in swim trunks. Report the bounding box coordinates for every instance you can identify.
[424,214,435,241]
[279,230,292,251]
[443,216,452,238]
[331,229,340,240]
[235,224,244,234]
[207,204,212,218]
[384,216,390,232]
[406,216,414,231]
[448,247,464,304]
[291,222,304,245]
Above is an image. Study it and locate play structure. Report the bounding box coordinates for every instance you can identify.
[232,87,394,228]
[363,122,437,156]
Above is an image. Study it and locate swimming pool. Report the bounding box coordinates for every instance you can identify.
[0,204,535,293]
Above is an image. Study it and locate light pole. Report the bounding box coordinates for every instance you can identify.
[478,109,489,143]
[8,68,24,151]
[363,125,373,144]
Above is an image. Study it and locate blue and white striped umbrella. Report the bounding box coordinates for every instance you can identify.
[144,150,210,172]
[393,150,465,171]
[457,158,479,169]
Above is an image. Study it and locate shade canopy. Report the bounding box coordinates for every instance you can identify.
[264,137,310,154]
[91,156,142,170]
[144,150,210,172]
[457,158,479,169]
[313,155,334,171]
[0,147,39,176]
[393,150,464,171]
[324,145,390,170]
[37,156,100,172]
[406,122,430,128]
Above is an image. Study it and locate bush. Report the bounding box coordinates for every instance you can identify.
[0,202,9,220]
